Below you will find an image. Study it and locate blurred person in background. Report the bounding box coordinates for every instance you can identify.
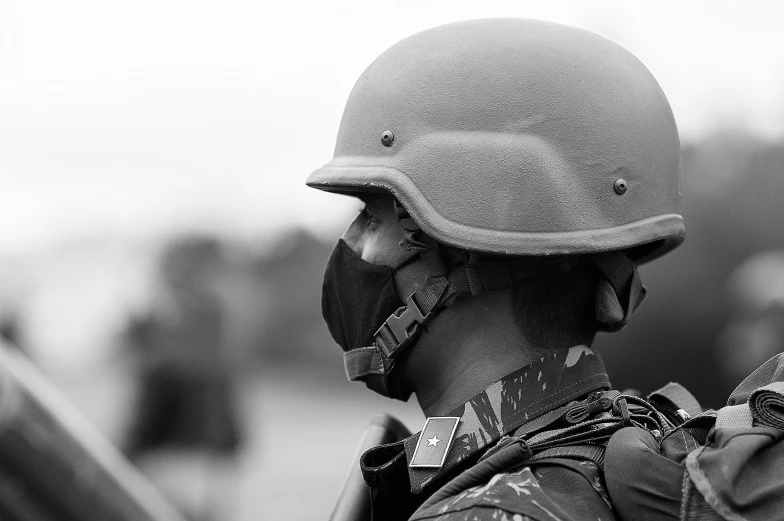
[715,251,784,384]
[123,236,242,521]
[308,19,699,521]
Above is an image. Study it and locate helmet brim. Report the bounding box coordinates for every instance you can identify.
[307,163,684,264]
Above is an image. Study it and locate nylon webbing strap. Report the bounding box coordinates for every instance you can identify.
[343,346,385,381]
[528,444,606,468]
[648,382,703,418]
[715,404,753,429]
[420,246,448,278]
[394,200,449,277]
[525,417,622,447]
[372,261,516,361]
[591,252,647,331]
[348,257,546,380]
[409,278,449,317]
[509,390,620,440]
[448,261,513,296]
[411,262,514,315]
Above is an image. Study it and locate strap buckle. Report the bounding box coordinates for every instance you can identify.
[375,293,432,358]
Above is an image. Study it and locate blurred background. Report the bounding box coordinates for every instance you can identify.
[1,0,784,519]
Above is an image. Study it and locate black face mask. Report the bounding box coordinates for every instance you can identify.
[321,239,415,399]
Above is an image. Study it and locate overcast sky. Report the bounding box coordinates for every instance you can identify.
[2,0,783,256]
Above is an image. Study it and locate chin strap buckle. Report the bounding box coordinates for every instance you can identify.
[375,293,433,359]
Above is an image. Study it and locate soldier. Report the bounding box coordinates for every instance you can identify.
[123,237,241,521]
[308,19,683,520]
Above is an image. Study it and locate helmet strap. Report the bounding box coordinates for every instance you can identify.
[591,252,647,332]
[395,198,449,278]
[344,256,545,383]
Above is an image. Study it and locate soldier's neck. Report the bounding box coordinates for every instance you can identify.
[400,289,553,417]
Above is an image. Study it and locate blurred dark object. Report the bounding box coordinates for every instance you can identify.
[715,251,784,384]
[0,312,22,349]
[125,353,241,456]
[330,414,411,521]
[124,236,241,458]
[121,236,242,521]
[0,339,184,521]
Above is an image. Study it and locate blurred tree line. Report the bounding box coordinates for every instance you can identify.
[248,132,784,408]
[600,133,784,407]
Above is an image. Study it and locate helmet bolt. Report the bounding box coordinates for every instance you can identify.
[381,130,395,147]
[614,179,628,195]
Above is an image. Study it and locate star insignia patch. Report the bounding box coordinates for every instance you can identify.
[409,417,460,468]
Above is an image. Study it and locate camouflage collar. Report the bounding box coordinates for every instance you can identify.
[400,345,611,493]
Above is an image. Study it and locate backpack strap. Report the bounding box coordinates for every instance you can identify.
[647,382,702,424]
[715,404,753,429]
[528,444,606,469]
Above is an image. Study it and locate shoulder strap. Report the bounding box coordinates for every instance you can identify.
[648,382,702,423]
[714,404,753,429]
[529,444,606,469]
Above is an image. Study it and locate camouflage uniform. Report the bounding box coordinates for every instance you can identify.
[361,347,617,521]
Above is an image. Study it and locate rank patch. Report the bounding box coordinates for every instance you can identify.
[409,417,460,468]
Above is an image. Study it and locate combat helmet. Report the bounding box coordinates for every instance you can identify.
[309,19,684,397]
[307,18,683,262]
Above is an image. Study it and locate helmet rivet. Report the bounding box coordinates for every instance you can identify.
[614,178,628,195]
[381,130,395,147]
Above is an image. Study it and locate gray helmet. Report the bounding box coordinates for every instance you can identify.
[310,19,683,398]
[307,18,683,263]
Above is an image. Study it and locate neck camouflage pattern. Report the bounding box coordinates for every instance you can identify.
[361,345,611,495]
